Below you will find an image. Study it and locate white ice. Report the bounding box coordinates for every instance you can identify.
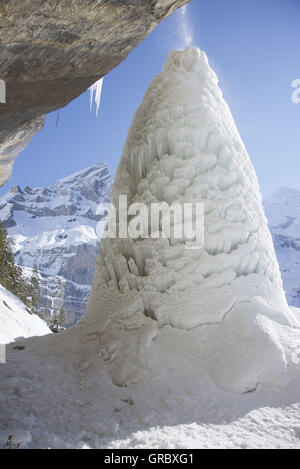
[85,47,300,393]
[89,78,103,117]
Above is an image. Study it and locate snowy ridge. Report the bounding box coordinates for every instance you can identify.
[264,187,300,307]
[0,284,50,344]
[0,163,112,325]
[85,48,300,393]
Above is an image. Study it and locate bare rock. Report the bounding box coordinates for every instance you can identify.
[0,0,189,185]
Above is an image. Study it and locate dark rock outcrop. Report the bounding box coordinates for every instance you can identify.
[0,0,189,185]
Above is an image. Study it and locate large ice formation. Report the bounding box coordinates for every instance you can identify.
[83,48,300,393]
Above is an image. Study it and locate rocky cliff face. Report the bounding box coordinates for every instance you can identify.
[0,163,112,326]
[0,0,189,186]
[264,188,300,308]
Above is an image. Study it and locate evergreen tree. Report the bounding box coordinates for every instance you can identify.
[15,264,30,306]
[57,308,67,328]
[0,223,24,296]
[50,307,67,332]
[30,262,40,314]
[0,222,36,310]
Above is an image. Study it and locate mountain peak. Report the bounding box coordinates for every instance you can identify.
[265,187,300,217]
[0,163,113,326]
[267,187,300,200]
[55,163,110,187]
[0,162,112,227]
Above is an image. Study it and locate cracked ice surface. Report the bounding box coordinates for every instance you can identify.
[84,48,300,393]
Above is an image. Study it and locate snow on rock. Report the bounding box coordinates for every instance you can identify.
[264,188,300,308]
[0,163,112,326]
[0,284,50,344]
[84,47,300,393]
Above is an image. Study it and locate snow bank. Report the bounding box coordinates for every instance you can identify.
[84,47,300,393]
[0,284,50,344]
[0,315,299,448]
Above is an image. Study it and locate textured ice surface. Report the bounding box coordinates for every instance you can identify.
[84,48,300,393]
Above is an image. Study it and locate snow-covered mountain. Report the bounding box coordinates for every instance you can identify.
[264,187,300,308]
[0,163,112,326]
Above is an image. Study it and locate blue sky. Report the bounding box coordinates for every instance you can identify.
[1,0,299,199]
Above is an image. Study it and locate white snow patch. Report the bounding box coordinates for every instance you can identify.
[0,319,299,448]
[0,284,50,344]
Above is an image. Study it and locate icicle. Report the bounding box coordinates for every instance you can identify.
[89,78,104,117]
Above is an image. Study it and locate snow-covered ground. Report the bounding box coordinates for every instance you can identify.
[0,284,50,344]
[0,312,299,449]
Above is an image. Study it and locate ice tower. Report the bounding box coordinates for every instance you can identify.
[84,48,299,393]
